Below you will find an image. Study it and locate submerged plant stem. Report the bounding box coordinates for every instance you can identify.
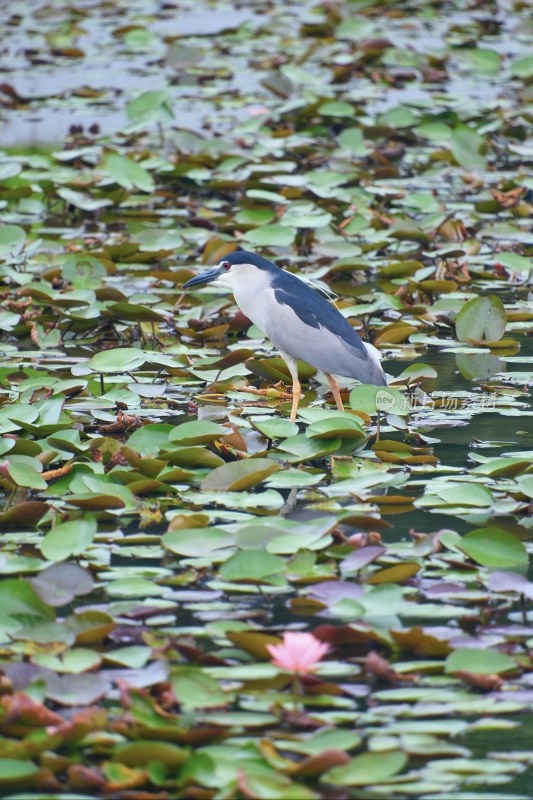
[291,672,303,711]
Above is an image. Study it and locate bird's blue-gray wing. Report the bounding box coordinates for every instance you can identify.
[263,272,386,385]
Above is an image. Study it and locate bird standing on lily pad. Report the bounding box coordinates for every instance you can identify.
[184,251,387,422]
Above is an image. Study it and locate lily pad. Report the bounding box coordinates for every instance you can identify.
[456,296,506,344]
[457,528,528,571]
[201,458,281,491]
[324,750,408,786]
[445,648,517,675]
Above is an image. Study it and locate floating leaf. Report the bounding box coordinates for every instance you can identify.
[40,516,97,562]
[4,457,47,490]
[0,225,25,257]
[366,562,420,584]
[496,253,532,273]
[169,420,228,446]
[104,646,152,668]
[113,741,188,768]
[103,302,166,323]
[251,417,299,439]
[472,457,531,478]
[276,435,342,463]
[127,423,173,456]
[66,610,115,644]
[307,414,365,440]
[220,550,286,584]
[509,55,533,77]
[445,648,517,675]
[106,154,154,192]
[33,648,102,673]
[227,630,283,659]
[451,125,487,170]
[338,127,368,155]
[57,187,113,211]
[350,385,410,416]
[462,48,500,75]
[127,90,174,123]
[88,348,146,373]
[0,580,55,621]
[324,750,408,786]
[201,458,281,492]
[162,527,234,558]
[0,501,49,528]
[433,482,493,508]
[320,100,354,117]
[132,228,183,251]
[45,674,111,706]
[172,668,228,710]
[0,759,39,785]
[488,571,533,599]
[456,295,506,343]
[243,224,295,246]
[457,528,528,571]
[31,563,94,606]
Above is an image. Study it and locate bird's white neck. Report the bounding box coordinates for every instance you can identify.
[218,265,274,332]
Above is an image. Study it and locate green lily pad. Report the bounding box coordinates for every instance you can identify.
[113,741,188,768]
[324,750,408,786]
[243,223,296,246]
[0,225,25,258]
[3,456,47,490]
[169,420,228,446]
[201,458,281,491]
[451,125,487,170]
[496,252,532,273]
[102,302,167,323]
[162,528,235,558]
[350,385,410,416]
[307,414,365,440]
[88,347,147,373]
[0,759,39,785]
[40,516,97,562]
[220,550,286,585]
[456,295,506,343]
[0,580,55,621]
[457,528,528,571]
[445,648,517,675]
[106,153,154,192]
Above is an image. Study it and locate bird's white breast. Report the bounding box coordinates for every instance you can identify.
[224,266,275,333]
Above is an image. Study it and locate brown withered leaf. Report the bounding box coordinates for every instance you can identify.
[0,692,64,734]
[391,626,454,657]
[491,187,525,208]
[276,706,323,731]
[100,410,144,434]
[68,764,106,791]
[0,500,50,527]
[47,707,108,743]
[455,670,503,692]
[104,762,148,792]
[365,650,415,683]
[293,749,350,777]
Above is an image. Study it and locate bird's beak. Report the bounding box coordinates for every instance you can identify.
[183,266,223,289]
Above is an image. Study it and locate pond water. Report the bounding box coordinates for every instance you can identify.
[1,0,263,147]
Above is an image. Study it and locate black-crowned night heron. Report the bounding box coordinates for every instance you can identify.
[183,250,387,422]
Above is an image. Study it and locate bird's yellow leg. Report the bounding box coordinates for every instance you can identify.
[279,352,302,423]
[325,373,344,412]
[290,378,301,423]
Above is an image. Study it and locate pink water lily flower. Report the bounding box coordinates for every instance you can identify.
[266,631,329,674]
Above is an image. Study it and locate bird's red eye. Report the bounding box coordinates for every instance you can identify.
[221,261,231,271]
